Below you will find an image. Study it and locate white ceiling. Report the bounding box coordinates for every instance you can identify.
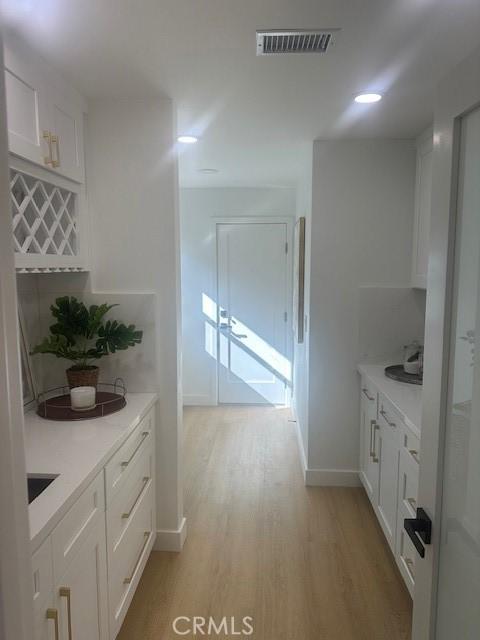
[4,0,480,187]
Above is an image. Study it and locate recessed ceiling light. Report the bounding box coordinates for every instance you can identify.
[354,93,382,104]
[198,168,219,174]
[177,135,198,144]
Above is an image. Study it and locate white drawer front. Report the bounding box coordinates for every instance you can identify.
[360,375,377,407]
[400,423,421,466]
[397,517,416,596]
[398,447,419,515]
[52,471,105,582]
[105,408,154,505]
[32,537,53,613]
[107,440,154,554]
[108,480,155,637]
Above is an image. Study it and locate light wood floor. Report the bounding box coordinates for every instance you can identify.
[118,406,412,640]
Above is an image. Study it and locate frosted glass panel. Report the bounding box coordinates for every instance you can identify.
[436,106,480,640]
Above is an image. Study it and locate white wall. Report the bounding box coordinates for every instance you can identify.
[307,140,424,483]
[180,187,296,405]
[17,273,158,395]
[86,99,184,546]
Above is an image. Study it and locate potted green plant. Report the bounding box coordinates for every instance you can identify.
[31,296,143,389]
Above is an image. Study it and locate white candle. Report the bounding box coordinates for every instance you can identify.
[70,386,96,411]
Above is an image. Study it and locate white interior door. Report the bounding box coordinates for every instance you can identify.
[430,105,480,640]
[217,222,290,405]
[412,49,480,640]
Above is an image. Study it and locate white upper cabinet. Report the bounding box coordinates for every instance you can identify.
[4,38,50,167]
[411,128,433,289]
[3,34,86,184]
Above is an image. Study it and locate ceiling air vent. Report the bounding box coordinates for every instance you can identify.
[256,29,339,55]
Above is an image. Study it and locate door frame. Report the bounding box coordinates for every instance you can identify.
[412,45,480,640]
[0,36,35,640]
[213,216,294,406]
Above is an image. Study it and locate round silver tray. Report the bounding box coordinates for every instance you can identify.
[384,365,422,386]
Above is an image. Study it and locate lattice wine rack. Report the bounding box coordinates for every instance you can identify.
[10,169,86,272]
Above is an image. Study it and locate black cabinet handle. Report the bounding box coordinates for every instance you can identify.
[404,507,432,558]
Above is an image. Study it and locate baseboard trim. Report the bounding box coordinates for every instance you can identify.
[154,517,187,552]
[291,414,307,483]
[183,395,216,406]
[305,469,361,487]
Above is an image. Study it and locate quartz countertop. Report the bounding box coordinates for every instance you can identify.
[357,363,422,438]
[25,393,157,551]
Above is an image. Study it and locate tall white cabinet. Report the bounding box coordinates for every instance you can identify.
[411,128,433,289]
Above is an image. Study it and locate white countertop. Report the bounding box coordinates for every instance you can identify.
[25,393,157,551]
[357,363,422,438]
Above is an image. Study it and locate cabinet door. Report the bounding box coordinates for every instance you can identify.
[411,131,433,289]
[377,420,400,551]
[56,516,108,640]
[360,382,379,505]
[34,597,57,640]
[49,91,85,183]
[3,41,50,166]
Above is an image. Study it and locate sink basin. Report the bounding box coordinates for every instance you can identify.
[27,475,58,504]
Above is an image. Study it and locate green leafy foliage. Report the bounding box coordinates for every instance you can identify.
[31,296,143,368]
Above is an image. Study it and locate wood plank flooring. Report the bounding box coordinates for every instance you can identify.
[118,405,412,640]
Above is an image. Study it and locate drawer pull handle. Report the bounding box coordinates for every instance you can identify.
[369,419,375,457]
[122,477,150,519]
[121,431,150,469]
[46,608,59,640]
[371,423,379,463]
[43,130,54,165]
[380,408,396,428]
[409,449,420,464]
[362,388,375,401]
[407,497,417,509]
[123,531,150,585]
[59,587,72,640]
[51,134,60,167]
[405,557,415,578]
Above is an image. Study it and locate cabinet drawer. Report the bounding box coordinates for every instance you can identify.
[397,513,416,597]
[400,423,421,466]
[107,441,154,553]
[360,375,377,408]
[52,471,105,582]
[398,447,419,516]
[108,480,155,637]
[34,595,56,640]
[378,394,402,443]
[32,537,53,612]
[105,408,154,505]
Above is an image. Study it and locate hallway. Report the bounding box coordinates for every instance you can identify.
[118,406,412,640]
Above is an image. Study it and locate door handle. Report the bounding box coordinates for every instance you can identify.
[404,507,432,558]
[231,331,247,339]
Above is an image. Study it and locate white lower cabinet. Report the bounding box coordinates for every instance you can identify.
[106,411,156,638]
[376,400,401,552]
[55,514,108,640]
[32,538,55,640]
[31,407,156,640]
[359,378,420,595]
[359,376,379,505]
